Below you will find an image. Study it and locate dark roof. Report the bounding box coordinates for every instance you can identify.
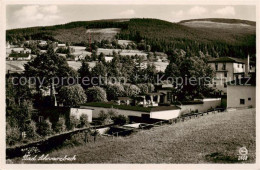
[150,106,181,112]
[208,57,246,64]
[118,97,131,100]
[9,53,30,58]
[227,77,256,86]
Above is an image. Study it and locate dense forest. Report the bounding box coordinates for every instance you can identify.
[6,18,256,59]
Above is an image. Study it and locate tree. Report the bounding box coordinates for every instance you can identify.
[165,50,214,101]
[137,83,149,95]
[106,83,125,101]
[58,84,87,107]
[86,86,107,102]
[123,84,140,97]
[78,61,91,89]
[24,45,77,105]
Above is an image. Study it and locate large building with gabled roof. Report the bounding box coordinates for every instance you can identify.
[208,56,250,95]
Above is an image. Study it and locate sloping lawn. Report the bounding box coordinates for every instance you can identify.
[13,109,255,163]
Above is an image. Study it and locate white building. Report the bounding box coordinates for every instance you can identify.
[208,57,248,95]
[227,77,256,108]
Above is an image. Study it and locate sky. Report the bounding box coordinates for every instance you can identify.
[6,5,256,29]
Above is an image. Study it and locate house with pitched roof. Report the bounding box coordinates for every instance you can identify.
[208,56,249,95]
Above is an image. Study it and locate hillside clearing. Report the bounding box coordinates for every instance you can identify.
[12,108,255,163]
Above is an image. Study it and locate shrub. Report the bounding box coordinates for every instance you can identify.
[137,83,149,94]
[86,86,107,102]
[79,114,89,128]
[106,83,125,100]
[69,115,80,130]
[98,110,113,125]
[37,119,52,136]
[123,84,140,97]
[113,115,129,126]
[6,124,20,146]
[58,84,87,107]
[107,109,117,118]
[25,121,37,138]
[53,117,66,133]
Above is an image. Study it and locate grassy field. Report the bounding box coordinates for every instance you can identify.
[11,108,255,163]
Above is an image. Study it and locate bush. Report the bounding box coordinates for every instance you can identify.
[86,86,107,102]
[53,117,66,133]
[6,124,20,146]
[25,121,37,138]
[37,119,52,136]
[59,84,87,107]
[123,84,140,97]
[79,114,89,128]
[137,83,149,94]
[98,110,113,125]
[69,115,80,130]
[113,115,129,126]
[106,83,125,100]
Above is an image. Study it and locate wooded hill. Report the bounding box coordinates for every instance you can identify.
[6,18,256,59]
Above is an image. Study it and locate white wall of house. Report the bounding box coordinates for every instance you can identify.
[80,106,148,118]
[70,108,93,122]
[227,85,256,108]
[209,62,245,94]
[179,98,221,115]
[150,109,180,120]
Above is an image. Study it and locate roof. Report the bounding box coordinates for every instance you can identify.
[227,77,256,86]
[150,106,181,112]
[9,53,30,58]
[208,57,246,64]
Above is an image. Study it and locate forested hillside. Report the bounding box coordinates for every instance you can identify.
[6,18,256,59]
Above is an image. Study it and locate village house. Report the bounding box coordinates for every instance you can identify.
[6,47,31,56]
[57,43,66,48]
[227,77,256,108]
[208,56,250,95]
[8,53,32,61]
[38,40,47,46]
[74,54,86,61]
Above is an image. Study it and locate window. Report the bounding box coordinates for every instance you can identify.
[248,98,251,101]
[215,63,218,71]
[224,83,227,88]
[224,72,227,77]
[213,82,216,87]
[242,64,244,68]
[240,99,245,105]
[238,64,240,68]
[222,63,226,70]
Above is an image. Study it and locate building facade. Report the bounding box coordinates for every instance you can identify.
[227,78,256,108]
[208,57,247,95]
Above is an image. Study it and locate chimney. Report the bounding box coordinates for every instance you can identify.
[245,54,250,76]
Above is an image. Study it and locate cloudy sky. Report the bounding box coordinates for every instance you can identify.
[6,5,256,29]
